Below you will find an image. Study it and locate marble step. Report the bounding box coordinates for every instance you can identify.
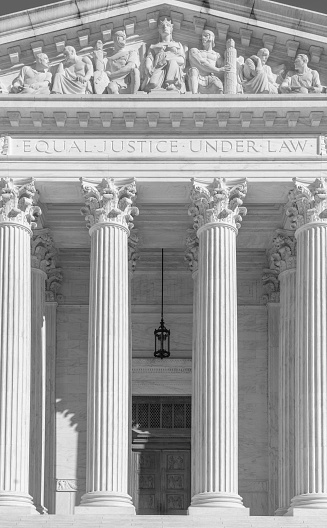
[0,516,327,528]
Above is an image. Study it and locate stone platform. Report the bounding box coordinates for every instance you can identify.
[1,516,327,528]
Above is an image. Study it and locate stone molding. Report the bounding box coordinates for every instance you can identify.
[285,177,327,230]
[80,177,139,231]
[184,229,198,274]
[0,177,41,229]
[132,359,192,396]
[188,177,247,233]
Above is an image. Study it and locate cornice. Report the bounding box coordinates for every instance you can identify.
[1,94,327,134]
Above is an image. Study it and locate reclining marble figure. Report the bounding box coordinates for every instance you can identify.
[51,46,93,94]
[142,18,186,93]
[11,53,52,94]
[279,54,322,94]
[237,48,278,94]
[188,29,230,94]
[106,30,140,94]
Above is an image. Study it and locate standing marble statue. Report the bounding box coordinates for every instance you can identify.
[142,18,185,93]
[92,40,109,94]
[106,30,140,94]
[237,48,278,94]
[279,54,322,93]
[51,46,93,94]
[188,29,230,94]
[11,53,52,94]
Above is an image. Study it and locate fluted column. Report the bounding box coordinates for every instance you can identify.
[188,178,248,513]
[185,230,199,499]
[77,178,138,514]
[286,178,327,512]
[265,231,297,515]
[0,178,41,513]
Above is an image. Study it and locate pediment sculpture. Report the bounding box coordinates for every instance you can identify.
[2,15,326,96]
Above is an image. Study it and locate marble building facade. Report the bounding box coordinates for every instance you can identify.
[1,0,327,525]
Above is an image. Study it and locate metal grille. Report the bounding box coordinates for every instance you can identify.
[132,397,191,429]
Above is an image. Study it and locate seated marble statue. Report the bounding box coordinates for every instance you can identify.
[279,54,322,94]
[106,30,140,94]
[92,40,109,94]
[142,18,186,93]
[51,46,93,94]
[188,29,230,94]
[238,48,278,94]
[11,53,52,94]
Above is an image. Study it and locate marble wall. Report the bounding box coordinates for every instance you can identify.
[55,251,268,515]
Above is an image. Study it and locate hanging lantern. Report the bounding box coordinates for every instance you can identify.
[154,248,170,359]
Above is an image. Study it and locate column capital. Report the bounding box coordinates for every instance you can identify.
[262,270,280,305]
[267,230,297,275]
[184,229,198,274]
[188,178,247,234]
[31,228,63,302]
[286,177,327,230]
[80,178,139,232]
[0,177,41,230]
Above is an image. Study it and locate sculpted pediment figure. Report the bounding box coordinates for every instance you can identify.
[279,54,322,94]
[51,46,93,94]
[188,29,230,94]
[142,17,186,93]
[10,53,52,95]
[237,48,278,94]
[106,31,141,94]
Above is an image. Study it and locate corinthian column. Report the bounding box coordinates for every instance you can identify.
[266,231,297,515]
[0,178,41,513]
[77,178,138,514]
[286,178,327,512]
[188,178,248,513]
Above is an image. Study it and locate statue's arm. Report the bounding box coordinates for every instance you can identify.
[189,48,228,74]
[82,56,94,81]
[109,50,139,80]
[310,70,322,93]
[145,46,154,75]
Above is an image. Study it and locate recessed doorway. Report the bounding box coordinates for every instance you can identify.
[130,397,191,515]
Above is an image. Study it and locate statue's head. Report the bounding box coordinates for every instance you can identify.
[63,46,77,60]
[114,30,127,49]
[257,48,269,65]
[95,40,103,50]
[36,53,49,70]
[202,29,215,47]
[158,18,173,37]
[294,54,308,70]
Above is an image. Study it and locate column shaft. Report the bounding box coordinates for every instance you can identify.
[277,270,296,514]
[79,223,134,512]
[0,223,35,512]
[191,223,243,508]
[291,223,327,508]
[30,268,47,514]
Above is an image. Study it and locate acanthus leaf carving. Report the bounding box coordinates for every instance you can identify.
[184,228,198,274]
[32,228,63,301]
[128,229,139,273]
[267,229,297,274]
[188,177,247,233]
[285,177,327,229]
[0,177,41,229]
[80,178,139,231]
[261,269,280,305]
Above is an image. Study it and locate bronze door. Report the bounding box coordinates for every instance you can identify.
[131,449,190,515]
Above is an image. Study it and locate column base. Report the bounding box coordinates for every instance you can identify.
[75,491,135,515]
[188,492,249,514]
[286,493,327,515]
[274,507,288,516]
[0,492,37,514]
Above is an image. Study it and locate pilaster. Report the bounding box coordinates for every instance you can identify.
[188,178,249,514]
[285,178,327,513]
[0,178,40,513]
[77,178,138,514]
